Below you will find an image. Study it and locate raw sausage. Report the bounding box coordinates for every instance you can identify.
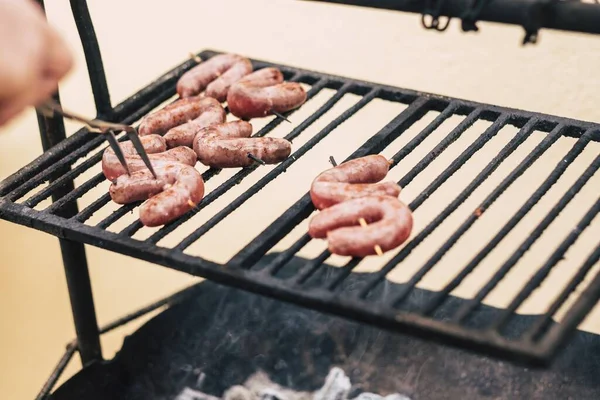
[138,97,224,137]
[162,97,226,148]
[308,195,413,257]
[227,67,307,120]
[138,97,225,137]
[109,162,205,227]
[177,53,253,101]
[101,134,197,181]
[310,155,401,210]
[193,121,292,168]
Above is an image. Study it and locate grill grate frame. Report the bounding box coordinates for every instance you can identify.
[1,49,600,367]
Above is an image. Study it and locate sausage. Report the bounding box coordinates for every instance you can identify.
[310,155,401,210]
[162,97,226,148]
[227,67,307,120]
[308,196,413,257]
[176,53,253,101]
[109,162,205,227]
[193,121,292,168]
[138,97,225,137]
[101,134,197,181]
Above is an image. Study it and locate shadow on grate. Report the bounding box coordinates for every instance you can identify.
[0,50,599,367]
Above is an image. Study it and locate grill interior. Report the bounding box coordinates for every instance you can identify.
[1,50,599,366]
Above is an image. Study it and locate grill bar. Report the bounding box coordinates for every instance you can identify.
[45,173,106,214]
[540,249,600,356]
[355,114,509,299]
[175,88,384,252]
[493,192,600,333]
[74,193,111,223]
[389,118,538,307]
[526,243,600,342]
[420,124,567,315]
[452,130,595,322]
[388,103,459,167]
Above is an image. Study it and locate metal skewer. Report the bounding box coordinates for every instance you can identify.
[248,153,266,165]
[272,111,291,123]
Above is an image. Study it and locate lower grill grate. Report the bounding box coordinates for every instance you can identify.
[1,50,599,367]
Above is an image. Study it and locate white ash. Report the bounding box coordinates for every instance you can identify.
[174,367,411,400]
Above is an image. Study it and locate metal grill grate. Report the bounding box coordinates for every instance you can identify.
[1,50,599,367]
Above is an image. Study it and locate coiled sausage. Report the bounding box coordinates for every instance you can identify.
[308,195,413,258]
[109,162,205,227]
[310,155,401,210]
[162,97,226,148]
[138,97,224,137]
[193,121,292,168]
[176,53,253,101]
[227,67,307,120]
[101,134,197,181]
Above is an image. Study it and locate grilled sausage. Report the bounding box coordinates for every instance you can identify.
[161,97,226,148]
[193,121,292,168]
[310,155,401,210]
[138,97,225,137]
[177,53,253,101]
[227,68,307,120]
[109,162,205,227]
[102,135,197,181]
[308,195,413,257]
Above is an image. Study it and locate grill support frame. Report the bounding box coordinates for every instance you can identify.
[4,1,600,399]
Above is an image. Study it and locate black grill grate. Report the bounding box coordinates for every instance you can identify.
[1,50,599,367]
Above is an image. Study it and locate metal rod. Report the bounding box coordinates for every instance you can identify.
[34,0,102,367]
[301,0,600,35]
[526,243,600,342]
[35,341,78,400]
[69,0,112,115]
[420,123,567,315]
[492,193,600,333]
[387,118,538,308]
[452,129,595,322]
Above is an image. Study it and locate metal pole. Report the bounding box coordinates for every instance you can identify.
[34,1,103,366]
[301,0,600,36]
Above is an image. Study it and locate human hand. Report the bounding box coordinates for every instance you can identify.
[0,0,73,126]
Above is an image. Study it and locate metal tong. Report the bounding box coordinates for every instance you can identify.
[37,99,157,179]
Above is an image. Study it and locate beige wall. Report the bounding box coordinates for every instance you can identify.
[0,1,599,399]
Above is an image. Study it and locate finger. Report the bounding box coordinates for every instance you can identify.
[0,71,57,127]
[43,26,73,81]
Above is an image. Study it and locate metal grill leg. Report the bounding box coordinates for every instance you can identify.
[34,0,102,366]
[36,98,103,365]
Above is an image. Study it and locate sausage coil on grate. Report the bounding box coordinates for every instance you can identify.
[193,121,292,168]
[227,68,307,120]
[176,53,253,101]
[308,155,412,257]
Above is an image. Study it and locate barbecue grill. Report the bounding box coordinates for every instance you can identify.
[2,1,600,399]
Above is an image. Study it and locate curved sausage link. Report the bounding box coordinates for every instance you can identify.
[162,97,226,148]
[308,196,413,257]
[193,121,292,168]
[102,134,197,181]
[227,67,307,120]
[310,155,401,210]
[139,96,224,137]
[176,53,253,101]
[109,163,205,227]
